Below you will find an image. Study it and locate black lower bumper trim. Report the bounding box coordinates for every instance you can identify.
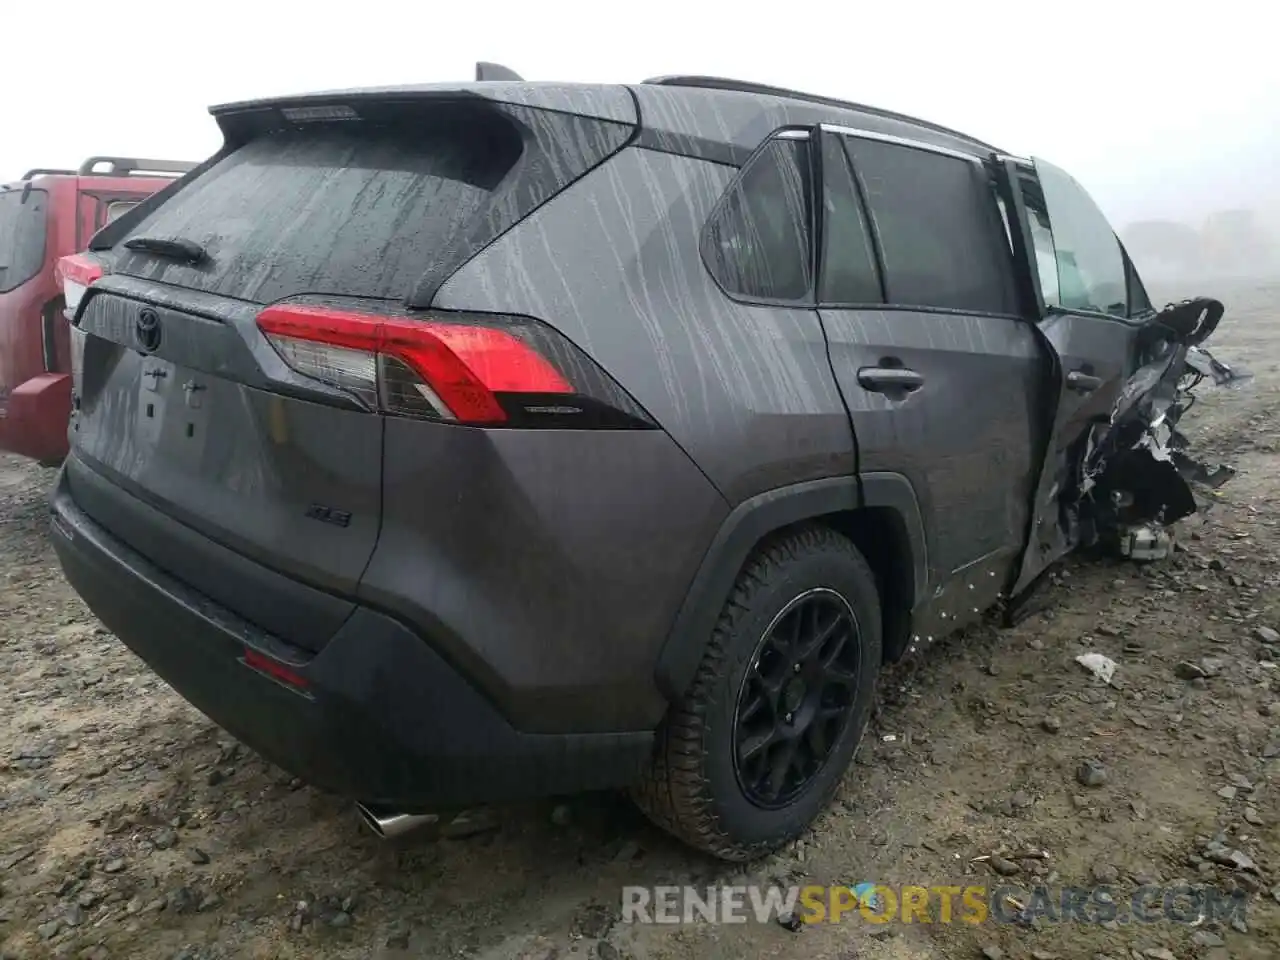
[49,468,653,808]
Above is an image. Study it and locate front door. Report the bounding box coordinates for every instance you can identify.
[1005,157,1150,595]
[814,126,1043,639]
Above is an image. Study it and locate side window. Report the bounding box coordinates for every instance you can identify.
[702,137,812,302]
[0,189,49,293]
[1032,158,1127,317]
[818,134,881,304]
[845,138,1017,314]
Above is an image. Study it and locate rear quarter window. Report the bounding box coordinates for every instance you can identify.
[0,188,49,293]
[701,137,813,302]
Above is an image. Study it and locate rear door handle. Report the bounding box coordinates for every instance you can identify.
[857,367,925,393]
[1066,370,1103,392]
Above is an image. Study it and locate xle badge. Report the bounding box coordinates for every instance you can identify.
[304,504,352,528]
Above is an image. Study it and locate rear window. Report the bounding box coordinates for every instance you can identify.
[111,125,523,304]
[0,188,49,293]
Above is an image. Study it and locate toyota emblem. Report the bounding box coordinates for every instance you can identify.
[136,308,162,353]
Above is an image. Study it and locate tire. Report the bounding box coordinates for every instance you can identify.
[632,524,882,861]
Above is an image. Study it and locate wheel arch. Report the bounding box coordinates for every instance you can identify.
[655,472,928,702]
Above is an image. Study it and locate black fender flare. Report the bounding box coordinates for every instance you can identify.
[654,472,928,701]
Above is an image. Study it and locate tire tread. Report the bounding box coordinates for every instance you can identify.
[632,524,880,861]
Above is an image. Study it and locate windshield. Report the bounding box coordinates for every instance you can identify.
[0,188,49,293]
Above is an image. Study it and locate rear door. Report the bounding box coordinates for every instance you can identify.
[815,127,1043,635]
[1005,157,1148,594]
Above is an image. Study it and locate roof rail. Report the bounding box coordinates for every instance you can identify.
[641,75,997,152]
[77,156,197,177]
[20,167,77,180]
[475,62,523,82]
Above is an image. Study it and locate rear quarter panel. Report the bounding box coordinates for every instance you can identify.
[432,146,856,505]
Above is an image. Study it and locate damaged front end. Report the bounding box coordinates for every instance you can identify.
[1076,297,1249,561]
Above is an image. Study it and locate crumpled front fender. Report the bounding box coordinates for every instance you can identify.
[1076,297,1250,556]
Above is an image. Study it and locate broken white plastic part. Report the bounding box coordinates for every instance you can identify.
[1075,652,1118,685]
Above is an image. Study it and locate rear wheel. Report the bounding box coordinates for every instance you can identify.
[633,525,882,860]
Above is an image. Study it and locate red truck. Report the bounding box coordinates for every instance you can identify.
[0,156,194,463]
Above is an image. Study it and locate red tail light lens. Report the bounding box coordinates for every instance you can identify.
[56,254,105,315]
[257,304,582,425]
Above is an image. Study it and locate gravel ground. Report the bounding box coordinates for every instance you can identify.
[2,277,1279,960]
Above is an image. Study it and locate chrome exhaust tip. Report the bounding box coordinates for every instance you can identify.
[355,802,439,840]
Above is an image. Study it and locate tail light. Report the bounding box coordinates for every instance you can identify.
[56,254,104,316]
[256,304,654,429]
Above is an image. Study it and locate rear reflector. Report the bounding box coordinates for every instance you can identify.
[56,254,104,315]
[257,304,574,424]
[242,647,310,691]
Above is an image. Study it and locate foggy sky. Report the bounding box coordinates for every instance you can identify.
[5,0,1274,229]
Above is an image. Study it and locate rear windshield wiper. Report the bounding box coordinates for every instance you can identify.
[122,236,207,264]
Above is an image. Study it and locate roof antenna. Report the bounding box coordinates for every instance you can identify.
[475,61,523,82]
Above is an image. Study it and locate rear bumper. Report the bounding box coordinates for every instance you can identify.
[0,373,71,462]
[49,467,653,808]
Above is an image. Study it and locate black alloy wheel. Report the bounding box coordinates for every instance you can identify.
[732,587,862,808]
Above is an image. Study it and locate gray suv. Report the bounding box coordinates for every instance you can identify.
[49,72,1231,861]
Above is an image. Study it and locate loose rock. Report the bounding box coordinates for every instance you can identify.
[1076,759,1108,788]
[1192,930,1225,947]
[1091,862,1120,884]
[988,855,1020,877]
[153,828,178,851]
[1175,661,1207,680]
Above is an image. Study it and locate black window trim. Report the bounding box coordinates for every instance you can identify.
[815,124,1025,321]
[698,125,820,310]
[814,127,887,307]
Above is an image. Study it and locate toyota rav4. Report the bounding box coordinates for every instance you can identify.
[49,71,1238,860]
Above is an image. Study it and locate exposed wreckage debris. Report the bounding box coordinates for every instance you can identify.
[1080,296,1249,561]
[1004,297,1250,626]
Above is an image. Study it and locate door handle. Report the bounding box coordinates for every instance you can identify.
[857,367,925,393]
[1066,370,1103,392]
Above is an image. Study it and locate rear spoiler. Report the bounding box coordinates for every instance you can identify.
[475,62,522,81]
